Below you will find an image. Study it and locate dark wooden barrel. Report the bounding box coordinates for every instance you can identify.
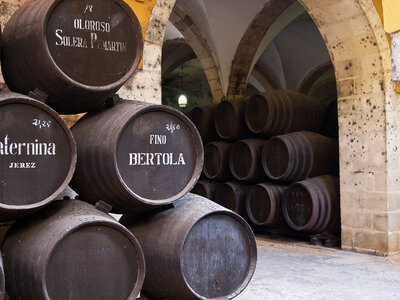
[321,99,338,138]
[215,181,250,218]
[244,90,323,136]
[121,193,257,300]
[71,99,203,213]
[246,183,287,227]
[262,131,338,182]
[0,92,76,221]
[191,180,221,201]
[203,141,233,181]
[188,104,218,143]
[282,175,340,233]
[214,98,250,140]
[229,139,267,182]
[1,0,143,114]
[2,200,145,300]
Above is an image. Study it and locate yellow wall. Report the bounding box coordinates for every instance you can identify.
[373,0,391,42]
[124,0,157,69]
[382,0,400,33]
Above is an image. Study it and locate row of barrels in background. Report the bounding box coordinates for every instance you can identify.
[188,89,340,238]
[0,0,257,299]
[192,175,340,234]
[189,89,338,144]
[202,131,338,184]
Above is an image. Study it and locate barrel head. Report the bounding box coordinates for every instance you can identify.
[46,225,140,300]
[181,213,255,298]
[245,94,268,134]
[284,185,313,230]
[230,141,252,180]
[46,0,142,87]
[214,101,235,139]
[117,109,202,202]
[247,185,272,225]
[262,138,289,179]
[0,97,75,211]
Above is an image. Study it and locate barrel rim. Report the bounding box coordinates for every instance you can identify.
[179,209,257,299]
[0,95,77,211]
[42,219,146,300]
[114,104,204,205]
[42,0,144,91]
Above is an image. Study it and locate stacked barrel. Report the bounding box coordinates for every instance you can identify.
[0,1,257,299]
[190,90,340,238]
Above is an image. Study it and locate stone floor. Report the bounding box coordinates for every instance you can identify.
[236,236,400,300]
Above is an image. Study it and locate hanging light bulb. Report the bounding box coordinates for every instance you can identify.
[178,94,188,108]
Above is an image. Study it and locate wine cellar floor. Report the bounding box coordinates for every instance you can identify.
[235,236,400,300]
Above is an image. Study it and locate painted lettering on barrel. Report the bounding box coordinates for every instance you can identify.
[129,133,186,166]
[0,135,56,156]
[54,4,128,53]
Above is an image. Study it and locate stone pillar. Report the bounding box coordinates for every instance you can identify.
[300,0,400,255]
[119,0,176,104]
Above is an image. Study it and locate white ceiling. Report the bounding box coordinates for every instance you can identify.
[176,0,267,93]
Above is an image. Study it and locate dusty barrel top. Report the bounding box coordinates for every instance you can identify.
[0,92,76,221]
[1,0,143,113]
[71,99,204,213]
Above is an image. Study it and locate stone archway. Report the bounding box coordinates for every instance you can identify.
[119,0,177,104]
[167,4,224,102]
[298,0,399,255]
[227,0,296,98]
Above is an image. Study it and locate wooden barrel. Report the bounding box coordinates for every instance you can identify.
[0,92,76,221]
[71,99,203,213]
[246,183,287,227]
[282,175,340,233]
[2,200,145,300]
[188,104,218,143]
[120,193,257,300]
[215,181,250,218]
[321,99,338,138]
[214,98,250,140]
[203,141,233,181]
[244,90,323,136]
[262,131,338,182]
[191,180,221,201]
[229,139,267,182]
[1,0,143,114]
